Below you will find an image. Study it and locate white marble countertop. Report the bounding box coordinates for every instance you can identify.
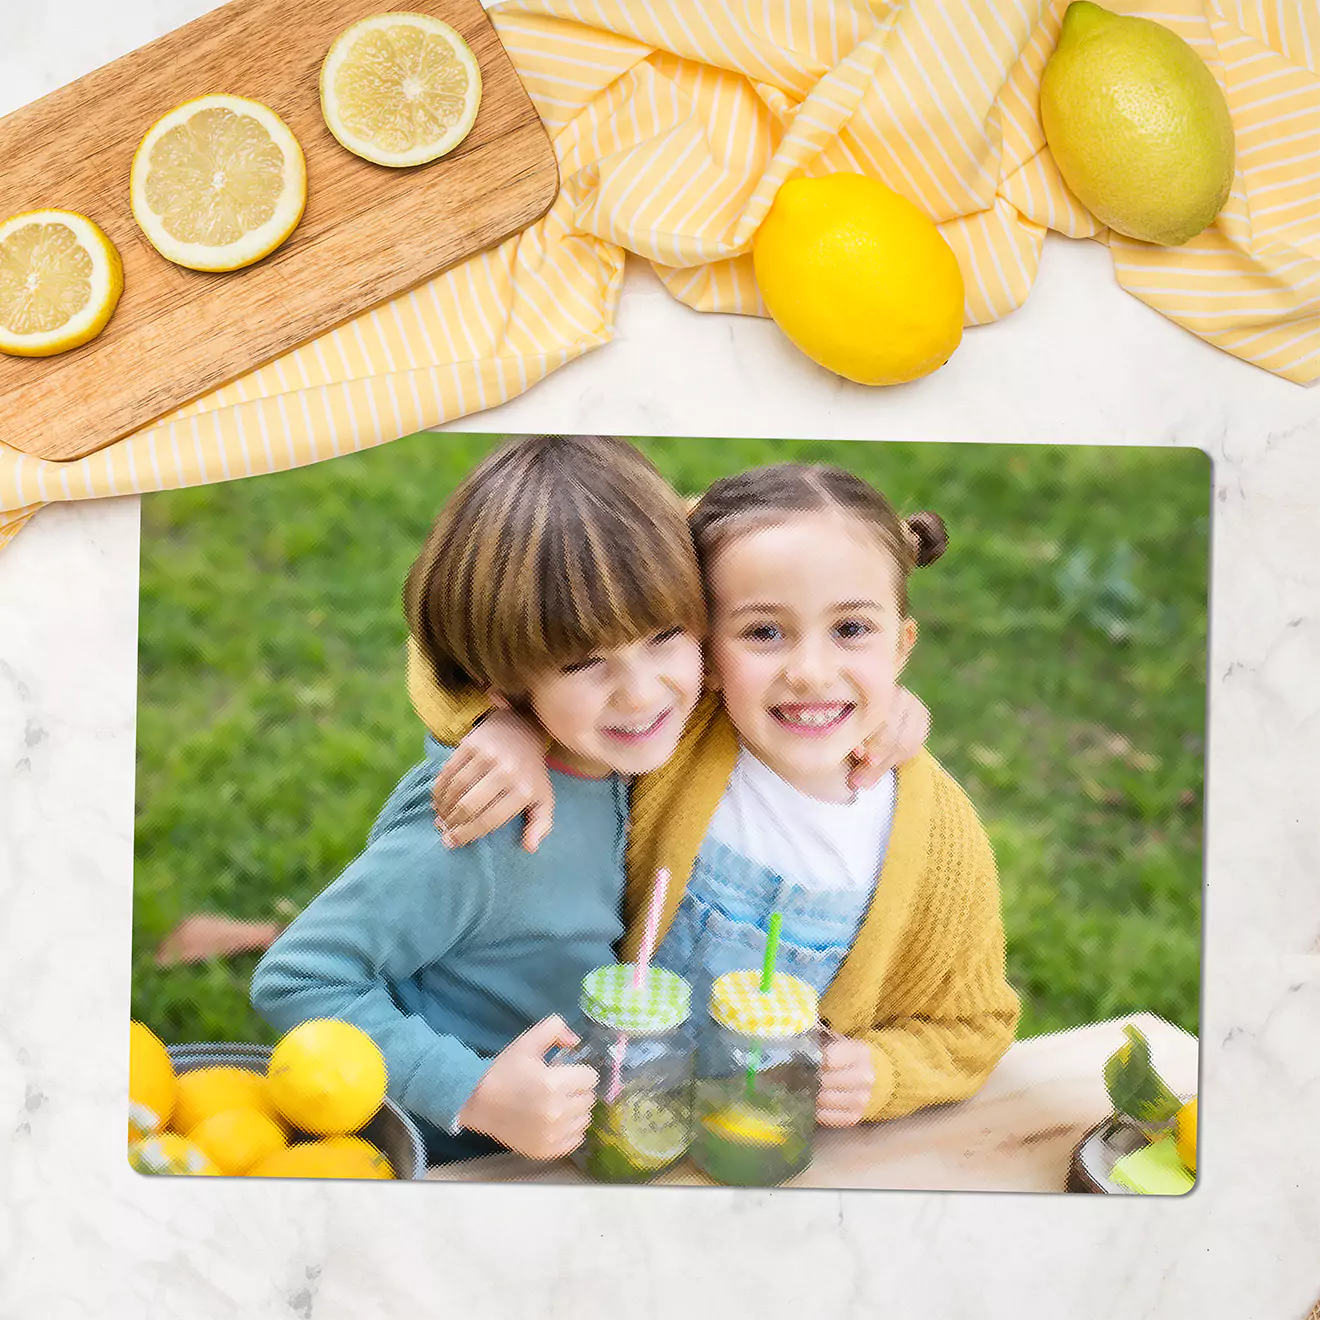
[3,4,1320,1318]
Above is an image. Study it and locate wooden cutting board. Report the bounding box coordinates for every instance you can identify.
[0,0,559,462]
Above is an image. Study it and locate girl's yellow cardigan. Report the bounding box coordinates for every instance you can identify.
[408,641,1020,1122]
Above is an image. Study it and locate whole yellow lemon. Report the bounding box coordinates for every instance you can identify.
[1040,2,1235,246]
[249,1137,394,1180]
[171,1065,282,1136]
[266,1019,387,1136]
[1175,1096,1197,1172]
[128,1021,177,1142]
[752,173,964,386]
[128,1131,220,1176]
[190,1107,290,1176]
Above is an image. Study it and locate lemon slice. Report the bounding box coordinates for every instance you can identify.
[702,1103,789,1147]
[320,12,482,168]
[131,95,306,272]
[601,1093,689,1170]
[0,210,123,357]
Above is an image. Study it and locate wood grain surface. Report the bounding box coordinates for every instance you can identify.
[0,0,559,461]
[425,1013,1200,1192]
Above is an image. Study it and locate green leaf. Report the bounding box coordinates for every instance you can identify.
[1103,1025,1182,1122]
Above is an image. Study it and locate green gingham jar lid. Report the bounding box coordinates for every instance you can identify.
[580,964,691,1032]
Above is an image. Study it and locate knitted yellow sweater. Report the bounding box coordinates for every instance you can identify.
[407,641,1020,1121]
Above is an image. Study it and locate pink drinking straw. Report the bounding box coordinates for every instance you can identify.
[634,867,670,990]
[606,868,671,1103]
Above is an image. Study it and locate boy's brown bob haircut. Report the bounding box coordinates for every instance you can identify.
[405,434,706,694]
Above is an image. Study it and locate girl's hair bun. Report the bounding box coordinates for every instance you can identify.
[906,511,948,567]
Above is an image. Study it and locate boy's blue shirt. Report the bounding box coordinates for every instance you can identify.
[251,737,628,1134]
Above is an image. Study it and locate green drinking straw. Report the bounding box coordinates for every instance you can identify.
[759,912,782,993]
[745,912,782,1099]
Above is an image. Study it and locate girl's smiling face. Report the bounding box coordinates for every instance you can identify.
[706,509,917,802]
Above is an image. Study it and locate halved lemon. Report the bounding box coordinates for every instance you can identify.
[128,1132,221,1176]
[0,210,123,357]
[130,94,306,272]
[320,12,482,168]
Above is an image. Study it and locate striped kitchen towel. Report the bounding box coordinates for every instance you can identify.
[2,0,1317,549]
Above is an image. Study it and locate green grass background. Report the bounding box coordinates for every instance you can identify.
[132,433,1209,1047]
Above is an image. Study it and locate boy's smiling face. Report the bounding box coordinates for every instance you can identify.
[706,509,916,802]
[511,627,704,778]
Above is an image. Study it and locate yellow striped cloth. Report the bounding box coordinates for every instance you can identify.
[2,0,1318,550]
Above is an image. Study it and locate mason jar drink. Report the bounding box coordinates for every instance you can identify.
[692,969,821,1186]
[560,964,694,1183]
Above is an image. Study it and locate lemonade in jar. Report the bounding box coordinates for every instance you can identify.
[559,964,695,1183]
[693,968,821,1187]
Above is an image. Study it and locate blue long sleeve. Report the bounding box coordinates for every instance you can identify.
[251,747,628,1136]
[251,792,494,1130]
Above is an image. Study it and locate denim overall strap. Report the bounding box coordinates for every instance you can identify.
[653,837,875,1017]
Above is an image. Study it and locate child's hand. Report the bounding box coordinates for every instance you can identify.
[456,1015,598,1160]
[817,1029,876,1127]
[848,686,930,791]
[433,708,555,851]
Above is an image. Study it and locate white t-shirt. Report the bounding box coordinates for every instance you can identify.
[705,749,897,894]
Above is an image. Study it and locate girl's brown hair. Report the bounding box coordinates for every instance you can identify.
[405,435,706,693]
[688,463,946,615]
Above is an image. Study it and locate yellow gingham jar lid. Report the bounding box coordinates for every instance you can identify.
[709,969,818,1039]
